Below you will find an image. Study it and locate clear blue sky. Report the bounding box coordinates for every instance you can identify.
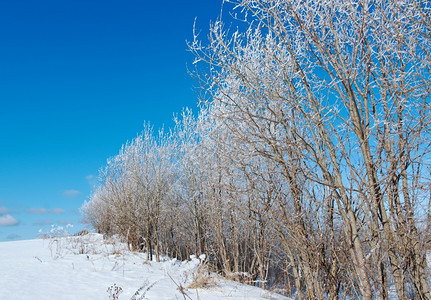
[0,0,223,241]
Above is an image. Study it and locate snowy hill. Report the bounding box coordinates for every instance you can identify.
[0,233,290,300]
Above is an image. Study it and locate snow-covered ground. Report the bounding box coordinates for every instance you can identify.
[0,233,290,300]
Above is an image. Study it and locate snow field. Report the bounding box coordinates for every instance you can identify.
[0,234,290,300]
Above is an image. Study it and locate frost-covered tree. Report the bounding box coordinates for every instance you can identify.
[82,125,175,261]
[82,0,431,298]
[190,0,431,298]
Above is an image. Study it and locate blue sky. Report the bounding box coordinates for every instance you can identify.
[0,0,223,241]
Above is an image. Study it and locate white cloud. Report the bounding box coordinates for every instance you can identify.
[0,214,19,226]
[6,233,20,240]
[58,219,73,226]
[28,208,66,215]
[28,208,47,214]
[85,174,97,186]
[62,190,81,199]
[33,219,54,226]
[0,206,10,214]
[51,208,66,214]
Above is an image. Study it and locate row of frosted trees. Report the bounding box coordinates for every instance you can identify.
[82,0,431,298]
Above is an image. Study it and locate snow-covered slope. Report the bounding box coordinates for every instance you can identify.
[0,234,290,300]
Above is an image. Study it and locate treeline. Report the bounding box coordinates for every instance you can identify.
[81,0,431,299]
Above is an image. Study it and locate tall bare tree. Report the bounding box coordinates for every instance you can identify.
[190,0,431,298]
[82,0,430,297]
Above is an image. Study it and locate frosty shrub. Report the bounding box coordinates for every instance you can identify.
[82,0,431,299]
